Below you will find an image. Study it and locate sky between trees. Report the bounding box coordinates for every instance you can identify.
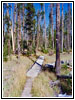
[3,3,72,31]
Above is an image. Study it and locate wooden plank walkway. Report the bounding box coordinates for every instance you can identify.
[26,56,44,78]
[21,56,44,97]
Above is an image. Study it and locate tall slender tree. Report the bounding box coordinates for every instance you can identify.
[56,3,60,75]
[64,12,67,50]
[43,4,47,49]
[36,11,40,51]
[7,3,11,55]
[17,4,21,58]
[61,3,64,52]
[11,4,14,53]
[67,4,70,51]
[51,3,54,49]
[22,3,25,41]
[25,3,35,53]
[36,4,43,51]
[13,3,17,53]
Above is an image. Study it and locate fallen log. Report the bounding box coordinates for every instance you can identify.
[57,75,72,79]
[50,80,60,87]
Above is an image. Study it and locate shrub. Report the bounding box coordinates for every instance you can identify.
[62,64,68,70]
[3,43,8,61]
[41,47,48,54]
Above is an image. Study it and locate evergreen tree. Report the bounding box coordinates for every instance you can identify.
[25,3,35,54]
[56,3,61,75]
[17,3,22,58]
[6,3,11,55]
[13,3,17,53]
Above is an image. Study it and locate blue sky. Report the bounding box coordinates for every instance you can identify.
[3,3,72,31]
[33,3,72,28]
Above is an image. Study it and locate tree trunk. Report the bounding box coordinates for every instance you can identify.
[17,10,20,58]
[11,4,14,53]
[23,4,25,41]
[7,3,10,55]
[61,4,64,53]
[51,4,54,49]
[56,3,61,75]
[36,11,40,51]
[13,3,17,53]
[44,4,47,49]
[3,13,5,46]
[67,4,70,51]
[68,4,71,49]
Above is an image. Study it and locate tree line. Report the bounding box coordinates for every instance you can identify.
[3,3,72,63]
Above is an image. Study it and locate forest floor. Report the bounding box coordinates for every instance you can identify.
[3,51,72,97]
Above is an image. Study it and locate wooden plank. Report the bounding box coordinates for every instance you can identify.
[57,75,72,79]
[26,56,44,78]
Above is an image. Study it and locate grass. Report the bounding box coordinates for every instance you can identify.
[3,55,33,97]
[31,51,72,97]
[60,64,71,75]
[3,51,72,97]
[35,51,72,65]
[60,79,72,95]
[31,71,57,97]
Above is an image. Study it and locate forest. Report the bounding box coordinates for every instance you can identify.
[3,2,72,98]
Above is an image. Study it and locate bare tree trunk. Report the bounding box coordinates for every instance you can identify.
[61,4,64,53]
[36,11,40,51]
[19,15,21,43]
[7,3,10,55]
[51,4,54,49]
[13,3,17,53]
[3,13,5,46]
[68,4,71,50]
[44,4,47,49]
[67,4,70,51]
[56,3,61,75]
[23,4,25,41]
[17,10,20,58]
[11,4,14,53]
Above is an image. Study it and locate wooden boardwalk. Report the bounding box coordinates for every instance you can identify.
[21,56,44,97]
[26,56,44,78]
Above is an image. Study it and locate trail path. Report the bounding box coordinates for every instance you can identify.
[21,56,44,97]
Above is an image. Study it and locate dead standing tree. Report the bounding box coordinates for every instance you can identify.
[56,3,61,75]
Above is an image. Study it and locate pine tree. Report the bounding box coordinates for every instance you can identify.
[67,4,71,50]
[36,4,43,51]
[22,3,25,41]
[11,4,14,53]
[17,4,22,58]
[13,3,17,53]
[7,3,11,55]
[25,3,35,54]
[43,4,47,49]
[51,3,54,49]
[56,3,60,75]
[64,12,68,50]
[60,3,64,52]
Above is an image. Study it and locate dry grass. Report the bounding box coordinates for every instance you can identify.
[31,71,60,97]
[3,55,33,97]
[31,71,54,97]
[3,51,72,97]
[31,51,72,97]
[36,51,72,65]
